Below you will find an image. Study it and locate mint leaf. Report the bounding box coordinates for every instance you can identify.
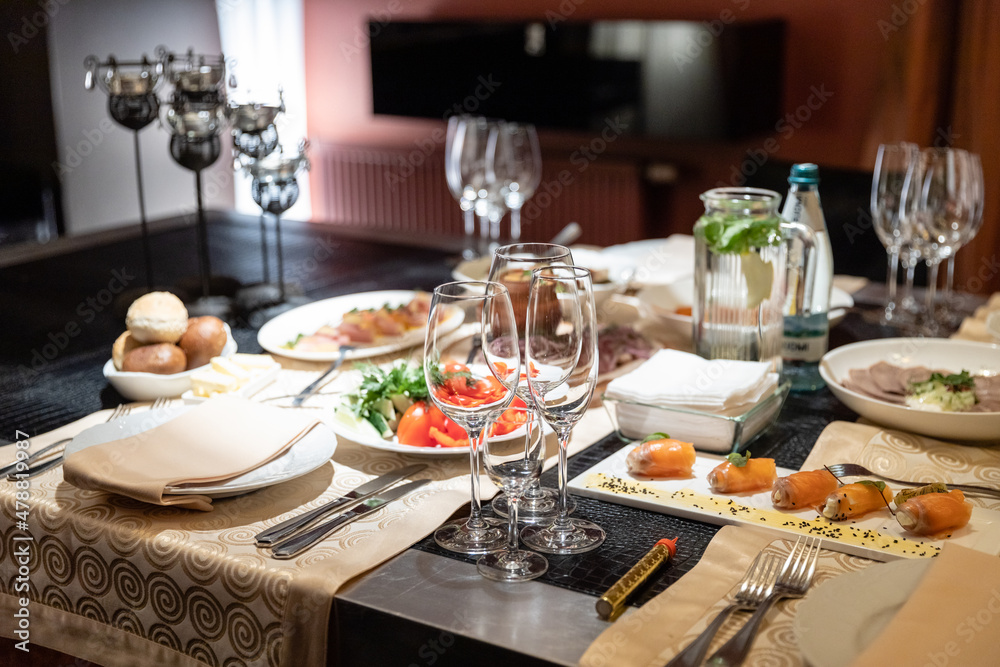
[642,432,671,443]
[694,213,782,255]
[857,480,887,493]
[727,451,751,468]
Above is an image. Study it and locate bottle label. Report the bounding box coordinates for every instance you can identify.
[782,332,828,362]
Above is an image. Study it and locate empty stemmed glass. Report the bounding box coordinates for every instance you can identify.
[424,281,520,554]
[902,147,977,335]
[478,405,548,581]
[937,152,985,328]
[496,122,542,243]
[488,243,574,524]
[520,266,605,554]
[871,142,918,325]
[445,116,480,259]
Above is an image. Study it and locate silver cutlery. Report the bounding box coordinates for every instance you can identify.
[826,462,1000,499]
[291,345,355,407]
[665,553,780,667]
[254,463,428,547]
[707,536,821,666]
[0,438,70,477]
[270,478,430,559]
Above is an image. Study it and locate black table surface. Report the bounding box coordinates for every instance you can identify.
[0,213,925,665]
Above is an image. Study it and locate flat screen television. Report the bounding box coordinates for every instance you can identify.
[369,19,786,140]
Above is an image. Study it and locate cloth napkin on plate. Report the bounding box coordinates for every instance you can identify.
[853,543,1000,665]
[605,349,777,411]
[63,396,322,511]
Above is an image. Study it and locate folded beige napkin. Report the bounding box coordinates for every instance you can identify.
[63,396,322,511]
[853,543,1000,665]
[952,292,1000,343]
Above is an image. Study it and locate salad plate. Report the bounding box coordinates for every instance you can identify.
[65,406,337,498]
[327,415,530,458]
[257,290,463,362]
[820,338,1000,441]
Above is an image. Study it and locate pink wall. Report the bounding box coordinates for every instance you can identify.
[303,0,895,234]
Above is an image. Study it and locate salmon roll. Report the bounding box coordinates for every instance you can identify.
[707,452,776,494]
[821,481,893,521]
[771,469,839,510]
[896,489,972,536]
[626,435,696,478]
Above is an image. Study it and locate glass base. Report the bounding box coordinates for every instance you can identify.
[491,487,574,523]
[434,517,506,555]
[477,549,548,582]
[520,519,606,555]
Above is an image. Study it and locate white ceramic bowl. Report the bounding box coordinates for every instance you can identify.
[819,337,1000,441]
[103,324,237,401]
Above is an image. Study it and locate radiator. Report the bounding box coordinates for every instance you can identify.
[314,143,645,246]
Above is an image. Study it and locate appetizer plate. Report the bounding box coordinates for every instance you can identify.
[257,290,463,362]
[637,283,854,335]
[103,325,237,401]
[796,559,931,667]
[328,413,532,458]
[567,445,1000,562]
[820,338,1000,441]
[65,406,337,498]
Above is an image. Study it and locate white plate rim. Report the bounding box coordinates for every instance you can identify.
[64,406,337,497]
[796,559,932,667]
[328,416,530,457]
[257,290,462,362]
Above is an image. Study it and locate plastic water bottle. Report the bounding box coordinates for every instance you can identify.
[781,163,833,391]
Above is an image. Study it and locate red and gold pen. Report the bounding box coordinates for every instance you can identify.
[596,537,678,620]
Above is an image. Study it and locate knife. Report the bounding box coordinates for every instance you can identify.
[270,478,430,559]
[254,463,427,547]
[291,345,355,407]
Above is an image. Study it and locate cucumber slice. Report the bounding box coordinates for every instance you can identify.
[332,408,383,440]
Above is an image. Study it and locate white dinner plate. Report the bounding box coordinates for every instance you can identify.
[103,325,237,401]
[636,284,854,335]
[820,338,1000,441]
[796,559,932,667]
[65,406,337,498]
[257,290,463,362]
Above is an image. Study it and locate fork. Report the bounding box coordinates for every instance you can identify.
[826,463,1000,499]
[6,399,166,480]
[707,536,822,666]
[665,553,780,667]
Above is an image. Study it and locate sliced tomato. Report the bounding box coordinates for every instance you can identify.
[429,426,469,448]
[490,396,528,436]
[428,405,466,440]
[396,401,436,447]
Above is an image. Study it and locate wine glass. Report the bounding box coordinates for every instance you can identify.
[871,142,918,324]
[445,116,479,259]
[902,147,976,335]
[520,266,605,554]
[496,122,542,243]
[477,404,548,581]
[477,120,508,252]
[938,152,985,327]
[424,281,520,554]
[487,243,574,524]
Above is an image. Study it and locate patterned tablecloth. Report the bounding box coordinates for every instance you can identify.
[0,357,611,667]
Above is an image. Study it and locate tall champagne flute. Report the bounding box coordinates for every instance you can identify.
[477,120,508,251]
[478,404,548,581]
[445,116,481,259]
[425,281,520,554]
[520,266,605,554]
[871,142,918,324]
[488,243,574,523]
[939,152,985,327]
[496,122,542,243]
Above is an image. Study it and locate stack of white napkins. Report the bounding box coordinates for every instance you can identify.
[605,350,780,451]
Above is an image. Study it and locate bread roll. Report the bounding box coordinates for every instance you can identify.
[126,292,189,343]
[111,331,143,371]
[122,343,187,375]
[178,316,227,370]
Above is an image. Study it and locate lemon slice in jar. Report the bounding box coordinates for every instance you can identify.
[740,252,774,309]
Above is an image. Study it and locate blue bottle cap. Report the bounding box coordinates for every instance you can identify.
[788,163,820,185]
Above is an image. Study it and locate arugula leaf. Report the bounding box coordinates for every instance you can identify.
[726,451,751,468]
[694,213,782,255]
[909,370,975,394]
[642,432,671,443]
[857,480,887,492]
[346,361,429,418]
[282,333,304,349]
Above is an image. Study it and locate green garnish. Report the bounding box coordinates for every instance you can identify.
[282,333,305,349]
[857,480,887,493]
[727,451,751,468]
[346,361,429,418]
[694,213,782,255]
[894,483,949,506]
[642,432,671,443]
[909,370,976,394]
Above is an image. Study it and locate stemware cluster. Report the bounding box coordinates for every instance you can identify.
[444,116,542,258]
[871,144,984,334]
[424,244,605,582]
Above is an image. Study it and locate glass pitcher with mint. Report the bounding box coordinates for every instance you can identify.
[692,187,817,373]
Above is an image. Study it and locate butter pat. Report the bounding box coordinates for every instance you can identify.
[191,369,241,397]
[211,357,253,383]
[230,353,276,369]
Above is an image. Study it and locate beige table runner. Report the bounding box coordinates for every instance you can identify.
[0,384,614,667]
[952,291,1000,342]
[580,525,875,667]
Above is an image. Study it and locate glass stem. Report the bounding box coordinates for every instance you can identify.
[507,493,519,554]
[901,256,916,311]
[510,207,521,243]
[553,427,572,531]
[944,255,955,299]
[522,409,545,500]
[885,248,899,308]
[467,427,486,530]
[926,261,940,321]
